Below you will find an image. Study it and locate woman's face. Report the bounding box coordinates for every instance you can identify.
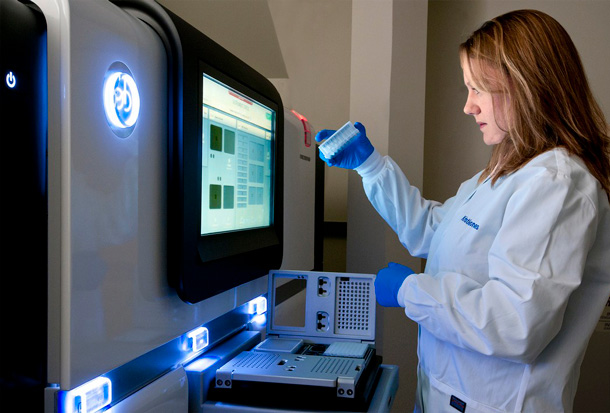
[462,61,507,146]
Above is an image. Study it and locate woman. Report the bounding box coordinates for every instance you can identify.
[316,9,610,413]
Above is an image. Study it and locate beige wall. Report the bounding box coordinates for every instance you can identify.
[267,0,353,222]
[348,1,428,411]
[157,0,287,77]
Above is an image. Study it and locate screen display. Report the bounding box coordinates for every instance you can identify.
[201,74,275,235]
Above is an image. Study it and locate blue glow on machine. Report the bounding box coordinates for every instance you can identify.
[103,61,140,138]
[5,71,17,88]
[186,326,210,353]
[184,356,220,374]
[59,377,112,413]
[246,296,267,316]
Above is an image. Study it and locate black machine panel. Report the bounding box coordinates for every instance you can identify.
[0,0,48,410]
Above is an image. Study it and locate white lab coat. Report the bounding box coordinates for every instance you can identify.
[356,148,610,412]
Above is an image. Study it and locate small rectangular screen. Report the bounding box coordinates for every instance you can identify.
[201,74,275,235]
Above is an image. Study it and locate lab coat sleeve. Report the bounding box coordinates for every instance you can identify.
[356,150,460,258]
[397,168,599,363]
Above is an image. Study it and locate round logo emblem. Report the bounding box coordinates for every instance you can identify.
[103,62,140,138]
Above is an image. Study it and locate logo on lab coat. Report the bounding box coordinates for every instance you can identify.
[461,215,480,230]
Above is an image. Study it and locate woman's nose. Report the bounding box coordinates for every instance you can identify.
[464,98,480,116]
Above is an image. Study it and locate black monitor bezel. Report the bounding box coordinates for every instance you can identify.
[166,9,284,304]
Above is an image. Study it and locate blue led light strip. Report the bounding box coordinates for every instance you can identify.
[59,377,111,413]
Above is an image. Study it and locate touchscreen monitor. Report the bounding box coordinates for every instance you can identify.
[201,74,275,236]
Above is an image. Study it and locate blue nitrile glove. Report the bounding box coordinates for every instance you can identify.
[315,122,374,169]
[375,262,415,307]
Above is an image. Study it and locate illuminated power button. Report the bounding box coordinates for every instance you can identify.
[5,71,16,89]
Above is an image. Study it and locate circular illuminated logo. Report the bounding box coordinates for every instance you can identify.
[103,62,140,138]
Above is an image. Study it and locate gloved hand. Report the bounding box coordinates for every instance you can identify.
[315,122,374,169]
[375,262,415,307]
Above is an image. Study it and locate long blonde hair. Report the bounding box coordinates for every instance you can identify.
[459,9,610,199]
